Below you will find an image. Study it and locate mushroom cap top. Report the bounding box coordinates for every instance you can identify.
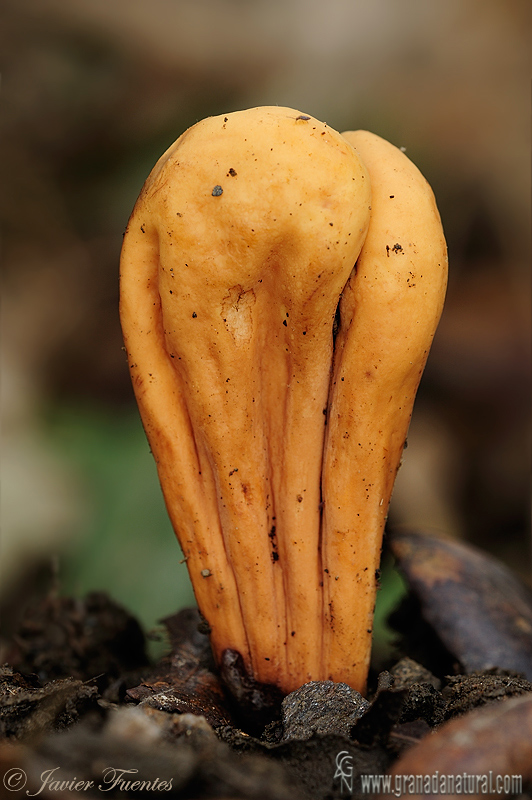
[132,106,371,311]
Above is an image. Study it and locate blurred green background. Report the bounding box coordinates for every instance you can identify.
[2,0,530,652]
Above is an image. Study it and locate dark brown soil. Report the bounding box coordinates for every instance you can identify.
[1,587,532,799]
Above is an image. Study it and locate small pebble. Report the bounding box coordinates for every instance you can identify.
[391,657,441,690]
[281,680,369,741]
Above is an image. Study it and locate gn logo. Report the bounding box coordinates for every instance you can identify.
[334,751,353,794]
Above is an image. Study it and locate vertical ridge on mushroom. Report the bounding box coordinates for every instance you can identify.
[119,107,447,696]
[321,130,448,690]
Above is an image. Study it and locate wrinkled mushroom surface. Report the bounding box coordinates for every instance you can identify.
[120,106,447,694]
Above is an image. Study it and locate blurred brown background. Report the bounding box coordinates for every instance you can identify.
[1,0,531,633]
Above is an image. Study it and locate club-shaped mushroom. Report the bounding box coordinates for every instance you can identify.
[119,106,447,695]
